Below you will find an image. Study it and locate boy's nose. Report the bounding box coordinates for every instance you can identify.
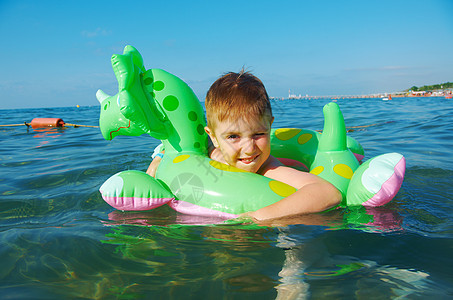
[242,138,257,155]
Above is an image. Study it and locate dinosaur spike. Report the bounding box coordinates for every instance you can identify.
[96,89,110,103]
[111,53,134,91]
[318,102,347,151]
[123,45,145,73]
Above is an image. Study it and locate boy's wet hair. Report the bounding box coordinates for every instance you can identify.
[205,69,273,128]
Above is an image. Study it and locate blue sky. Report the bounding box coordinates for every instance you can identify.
[0,0,452,109]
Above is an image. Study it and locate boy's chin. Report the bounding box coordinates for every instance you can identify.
[236,161,260,173]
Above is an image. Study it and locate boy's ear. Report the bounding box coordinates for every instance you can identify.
[205,126,219,148]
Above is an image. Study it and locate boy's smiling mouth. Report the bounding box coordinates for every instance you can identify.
[238,155,259,164]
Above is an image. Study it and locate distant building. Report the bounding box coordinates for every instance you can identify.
[288,89,303,99]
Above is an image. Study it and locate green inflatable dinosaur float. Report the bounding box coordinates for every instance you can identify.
[97,45,405,219]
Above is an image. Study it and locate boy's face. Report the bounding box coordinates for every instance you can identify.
[205,115,273,173]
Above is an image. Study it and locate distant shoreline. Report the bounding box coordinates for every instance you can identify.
[272,89,453,100]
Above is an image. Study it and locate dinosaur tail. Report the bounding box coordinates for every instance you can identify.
[318,102,347,152]
[310,102,359,203]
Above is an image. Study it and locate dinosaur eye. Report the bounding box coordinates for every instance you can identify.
[103,101,110,110]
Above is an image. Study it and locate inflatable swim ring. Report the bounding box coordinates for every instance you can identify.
[97,45,406,219]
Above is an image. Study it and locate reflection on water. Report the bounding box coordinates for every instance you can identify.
[31,127,64,148]
[84,218,440,299]
[1,99,453,298]
[274,228,434,299]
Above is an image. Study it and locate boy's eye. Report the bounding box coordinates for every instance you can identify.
[254,132,267,138]
[227,134,239,140]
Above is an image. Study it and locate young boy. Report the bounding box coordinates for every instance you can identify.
[147,71,341,221]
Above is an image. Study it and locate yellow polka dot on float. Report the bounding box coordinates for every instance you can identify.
[333,164,354,179]
[297,133,313,145]
[209,160,247,172]
[269,180,297,197]
[310,166,324,175]
[274,128,301,140]
[173,155,190,164]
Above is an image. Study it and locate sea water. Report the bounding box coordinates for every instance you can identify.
[0,97,452,299]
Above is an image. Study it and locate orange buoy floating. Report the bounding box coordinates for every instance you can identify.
[30,118,65,128]
[0,118,98,128]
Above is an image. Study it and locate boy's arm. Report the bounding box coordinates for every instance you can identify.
[245,180,341,221]
[146,145,165,177]
[246,163,342,220]
[146,155,161,177]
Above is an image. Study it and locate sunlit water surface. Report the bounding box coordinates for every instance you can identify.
[1,97,452,299]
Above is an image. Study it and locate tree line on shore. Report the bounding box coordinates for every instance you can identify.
[408,82,453,92]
